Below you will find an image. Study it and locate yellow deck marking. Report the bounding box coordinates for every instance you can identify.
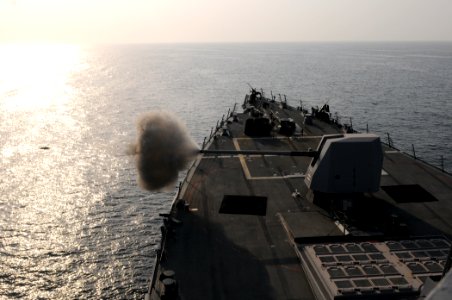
[232,138,252,179]
[231,138,306,180]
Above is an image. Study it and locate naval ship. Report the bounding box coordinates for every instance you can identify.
[145,89,452,300]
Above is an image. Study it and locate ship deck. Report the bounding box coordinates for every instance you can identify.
[150,96,452,300]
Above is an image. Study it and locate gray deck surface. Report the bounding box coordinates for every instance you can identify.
[153,98,452,300]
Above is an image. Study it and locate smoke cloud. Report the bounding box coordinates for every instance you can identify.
[131,110,199,191]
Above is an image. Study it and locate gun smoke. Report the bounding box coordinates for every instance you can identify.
[131,110,199,191]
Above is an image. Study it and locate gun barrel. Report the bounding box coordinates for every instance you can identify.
[199,149,317,157]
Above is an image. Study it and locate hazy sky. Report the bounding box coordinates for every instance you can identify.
[1,0,452,44]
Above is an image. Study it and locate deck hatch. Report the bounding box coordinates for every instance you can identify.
[381,184,438,203]
[219,195,267,216]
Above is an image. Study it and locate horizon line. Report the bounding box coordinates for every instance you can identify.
[2,40,452,46]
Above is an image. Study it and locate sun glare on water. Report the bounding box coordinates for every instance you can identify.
[0,44,110,298]
[0,43,87,163]
[0,43,85,111]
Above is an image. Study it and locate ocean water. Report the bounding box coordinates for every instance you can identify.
[1,42,451,299]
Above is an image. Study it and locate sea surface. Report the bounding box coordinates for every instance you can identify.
[1,42,451,299]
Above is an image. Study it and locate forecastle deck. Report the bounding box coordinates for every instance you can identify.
[149,94,452,300]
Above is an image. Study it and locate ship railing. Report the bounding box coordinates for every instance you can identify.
[267,88,450,174]
[147,124,223,298]
[177,102,239,205]
[377,131,449,174]
[253,88,450,174]
[202,102,237,147]
[147,154,205,298]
